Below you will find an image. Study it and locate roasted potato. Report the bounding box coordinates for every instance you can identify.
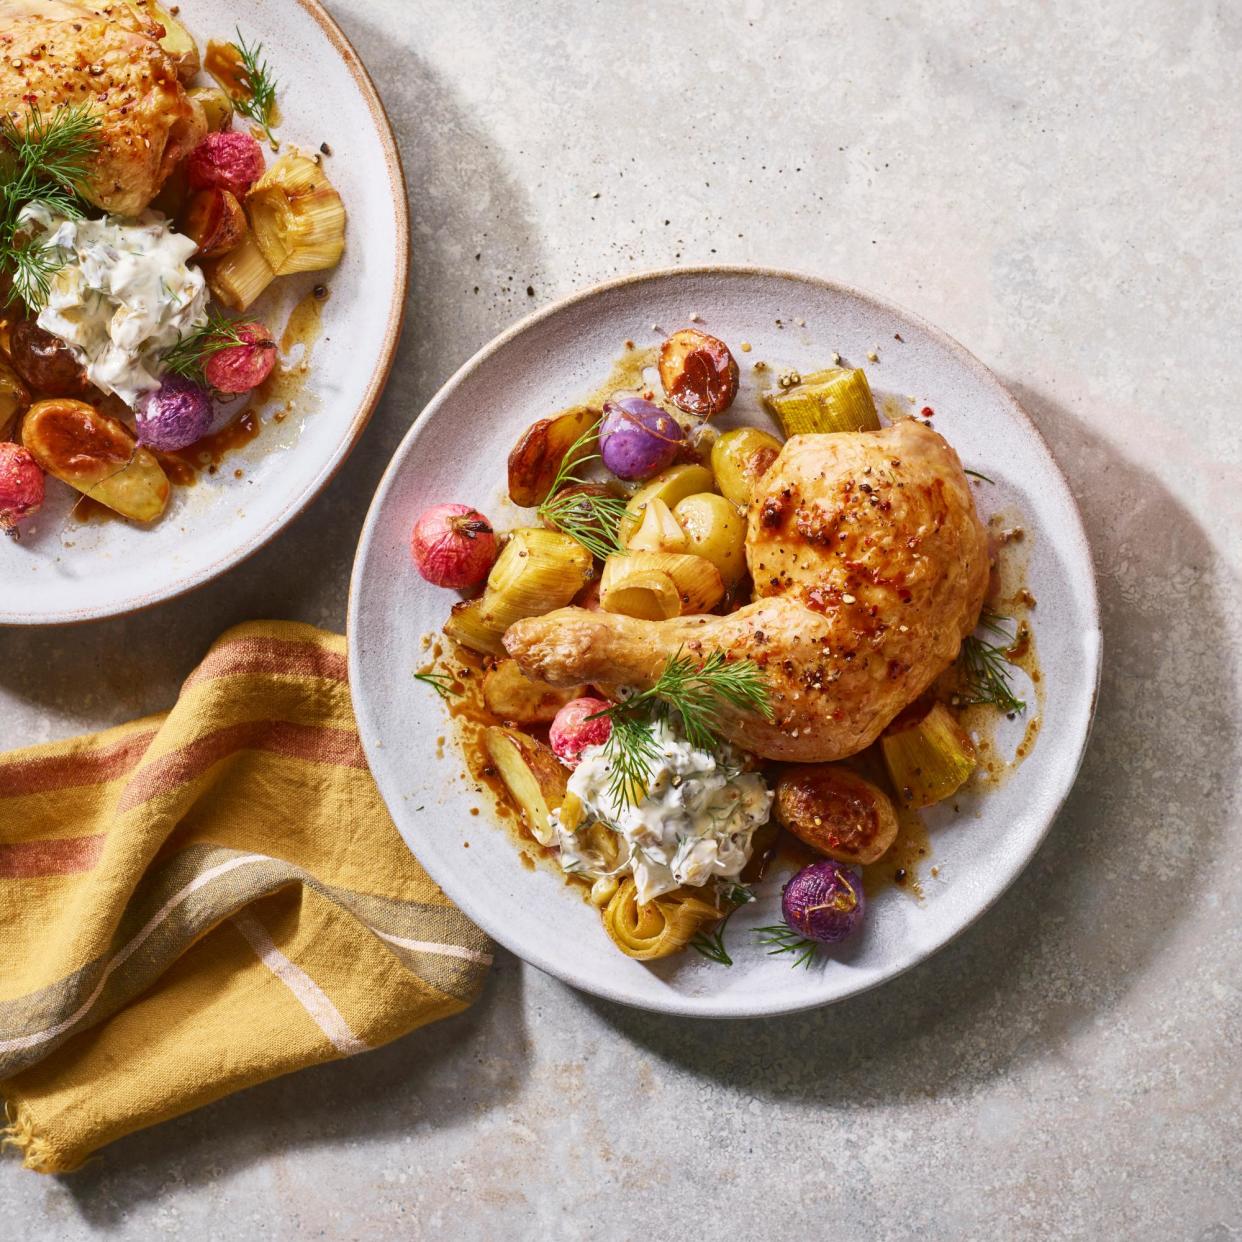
[8,320,93,398]
[673,492,747,587]
[619,463,715,544]
[0,357,31,436]
[775,764,899,865]
[182,189,246,258]
[188,85,235,132]
[483,726,568,846]
[711,427,782,507]
[22,400,170,522]
[150,1,201,80]
[507,405,598,507]
[658,328,739,417]
[483,660,585,724]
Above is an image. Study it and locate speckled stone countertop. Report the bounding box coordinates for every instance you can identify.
[3,1,1240,1238]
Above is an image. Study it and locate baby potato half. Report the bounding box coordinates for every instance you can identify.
[775,763,899,866]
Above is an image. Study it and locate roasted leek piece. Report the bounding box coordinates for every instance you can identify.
[478,528,593,632]
[600,551,724,620]
[602,879,720,960]
[22,400,169,522]
[204,227,276,311]
[881,701,978,808]
[442,598,506,657]
[483,726,567,847]
[763,367,880,436]
[248,151,346,276]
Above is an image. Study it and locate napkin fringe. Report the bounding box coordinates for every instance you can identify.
[1,1096,78,1174]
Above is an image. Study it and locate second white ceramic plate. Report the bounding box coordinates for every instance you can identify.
[348,266,1101,1018]
[1,0,407,625]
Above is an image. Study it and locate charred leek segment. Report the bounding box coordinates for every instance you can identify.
[599,551,724,620]
[482,726,567,847]
[22,399,169,522]
[625,496,689,554]
[881,701,978,809]
[762,367,881,436]
[478,528,593,632]
[247,151,346,276]
[602,880,721,960]
[203,227,275,311]
[442,598,506,657]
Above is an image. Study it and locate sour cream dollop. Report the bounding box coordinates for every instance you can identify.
[21,204,208,406]
[552,718,773,905]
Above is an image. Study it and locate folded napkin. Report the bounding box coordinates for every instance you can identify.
[0,621,491,1173]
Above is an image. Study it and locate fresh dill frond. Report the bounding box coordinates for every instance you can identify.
[0,104,100,311]
[689,883,755,967]
[755,924,818,969]
[535,418,628,559]
[956,612,1025,713]
[963,468,995,484]
[160,309,266,384]
[414,670,459,701]
[231,29,279,145]
[590,649,772,811]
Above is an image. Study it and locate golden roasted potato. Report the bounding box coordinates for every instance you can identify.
[483,726,568,846]
[711,427,782,507]
[0,358,31,437]
[483,660,585,724]
[22,400,169,522]
[775,764,899,865]
[141,1,202,81]
[188,85,235,132]
[507,405,598,507]
[619,463,715,544]
[658,328,739,417]
[182,189,246,258]
[673,492,747,587]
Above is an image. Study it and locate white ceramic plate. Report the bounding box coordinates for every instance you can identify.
[348,267,1101,1018]
[1,0,407,625]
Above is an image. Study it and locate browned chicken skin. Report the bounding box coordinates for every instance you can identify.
[505,420,990,762]
[0,0,203,217]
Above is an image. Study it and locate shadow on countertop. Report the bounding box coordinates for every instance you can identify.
[587,383,1238,1104]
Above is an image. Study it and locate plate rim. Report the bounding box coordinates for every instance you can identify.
[347,263,1103,1018]
[2,0,410,628]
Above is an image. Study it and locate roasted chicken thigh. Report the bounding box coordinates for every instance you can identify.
[0,0,203,216]
[505,419,990,762]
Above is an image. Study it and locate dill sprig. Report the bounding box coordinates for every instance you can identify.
[956,612,1025,713]
[535,419,628,560]
[0,105,100,310]
[231,29,279,145]
[414,670,459,701]
[755,924,819,969]
[963,468,995,484]
[590,649,773,810]
[160,309,269,384]
[690,883,755,966]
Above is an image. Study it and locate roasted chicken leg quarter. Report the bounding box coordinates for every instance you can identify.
[504,420,990,762]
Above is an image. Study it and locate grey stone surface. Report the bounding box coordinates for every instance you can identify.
[3,0,1241,1237]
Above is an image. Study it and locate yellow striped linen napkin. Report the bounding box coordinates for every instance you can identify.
[0,620,491,1173]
